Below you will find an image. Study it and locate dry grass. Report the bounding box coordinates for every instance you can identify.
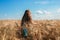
[0,20,60,40]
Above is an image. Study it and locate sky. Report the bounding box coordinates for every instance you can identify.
[0,0,60,20]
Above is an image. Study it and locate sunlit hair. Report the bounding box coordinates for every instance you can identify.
[21,10,32,26]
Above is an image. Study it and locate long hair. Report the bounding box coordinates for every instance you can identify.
[21,10,32,26]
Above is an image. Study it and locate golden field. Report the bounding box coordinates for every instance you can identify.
[0,20,60,40]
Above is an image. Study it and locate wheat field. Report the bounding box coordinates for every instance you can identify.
[0,20,60,40]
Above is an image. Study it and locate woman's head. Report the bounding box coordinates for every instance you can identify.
[24,10,31,16]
